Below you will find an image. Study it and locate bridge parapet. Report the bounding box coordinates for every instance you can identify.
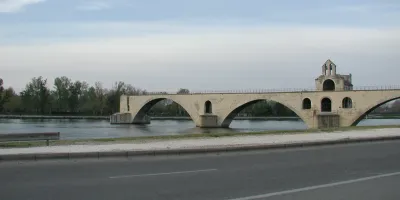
[130,85,400,96]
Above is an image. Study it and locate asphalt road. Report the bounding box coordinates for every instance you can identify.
[1,140,400,200]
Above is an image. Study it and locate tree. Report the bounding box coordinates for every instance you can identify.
[177,88,190,94]
[270,101,296,116]
[77,81,89,113]
[94,82,108,115]
[3,94,21,113]
[53,76,72,112]
[106,81,126,114]
[252,101,273,116]
[80,86,98,115]
[0,79,15,112]
[123,84,146,95]
[68,81,85,113]
[0,79,16,112]
[20,76,50,114]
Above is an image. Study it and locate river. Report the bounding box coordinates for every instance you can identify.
[0,118,399,140]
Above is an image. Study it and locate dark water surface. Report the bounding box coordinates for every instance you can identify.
[0,118,399,140]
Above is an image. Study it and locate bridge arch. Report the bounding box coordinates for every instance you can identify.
[220,99,306,128]
[132,97,196,124]
[350,96,400,126]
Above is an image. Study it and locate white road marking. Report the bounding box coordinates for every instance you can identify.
[228,171,400,200]
[109,168,218,179]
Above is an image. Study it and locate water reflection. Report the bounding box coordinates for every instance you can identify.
[0,118,398,140]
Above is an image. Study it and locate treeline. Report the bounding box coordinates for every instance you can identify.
[0,77,297,117]
[1,76,398,117]
[371,100,400,114]
[1,76,154,115]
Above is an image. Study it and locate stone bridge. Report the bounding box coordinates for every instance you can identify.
[110,60,400,129]
[111,89,400,129]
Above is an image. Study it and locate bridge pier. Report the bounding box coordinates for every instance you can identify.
[110,113,132,124]
[316,113,340,129]
[197,114,219,128]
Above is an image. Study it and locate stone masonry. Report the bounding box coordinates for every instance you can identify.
[111,60,400,129]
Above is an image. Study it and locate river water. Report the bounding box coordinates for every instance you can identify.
[0,118,399,140]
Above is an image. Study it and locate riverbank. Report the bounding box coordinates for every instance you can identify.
[1,125,400,149]
[1,114,399,120]
[1,126,400,162]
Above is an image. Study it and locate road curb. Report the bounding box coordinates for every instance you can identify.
[1,135,400,162]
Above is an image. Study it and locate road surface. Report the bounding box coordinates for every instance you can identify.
[1,140,400,200]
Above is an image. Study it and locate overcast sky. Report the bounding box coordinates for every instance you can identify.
[1,0,400,93]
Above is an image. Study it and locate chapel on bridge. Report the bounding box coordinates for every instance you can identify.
[315,59,353,91]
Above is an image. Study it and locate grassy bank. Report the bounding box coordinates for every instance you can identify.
[1,125,400,149]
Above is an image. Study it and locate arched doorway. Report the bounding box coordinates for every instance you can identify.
[302,98,311,109]
[321,98,332,112]
[323,79,335,91]
[205,101,212,114]
[342,97,353,108]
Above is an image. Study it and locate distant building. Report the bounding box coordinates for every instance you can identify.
[315,59,353,91]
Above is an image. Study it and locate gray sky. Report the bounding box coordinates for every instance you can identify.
[1,0,400,92]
